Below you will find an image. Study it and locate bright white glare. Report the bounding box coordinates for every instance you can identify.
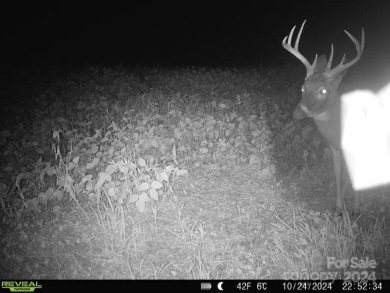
[341,84,390,190]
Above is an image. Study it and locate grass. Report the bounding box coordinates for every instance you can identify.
[0,63,389,279]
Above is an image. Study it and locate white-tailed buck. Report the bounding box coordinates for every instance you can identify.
[282,20,365,212]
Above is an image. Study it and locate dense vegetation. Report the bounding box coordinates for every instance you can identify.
[0,64,388,279]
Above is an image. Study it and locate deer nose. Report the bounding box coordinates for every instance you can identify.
[293,105,307,119]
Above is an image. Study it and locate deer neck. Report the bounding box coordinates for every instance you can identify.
[312,91,341,149]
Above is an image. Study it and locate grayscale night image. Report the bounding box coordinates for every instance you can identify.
[0,0,389,285]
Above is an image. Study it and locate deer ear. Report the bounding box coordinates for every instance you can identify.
[329,70,347,88]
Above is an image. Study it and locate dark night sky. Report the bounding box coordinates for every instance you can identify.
[1,1,390,88]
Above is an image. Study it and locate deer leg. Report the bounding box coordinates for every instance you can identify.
[354,191,362,214]
[330,146,344,210]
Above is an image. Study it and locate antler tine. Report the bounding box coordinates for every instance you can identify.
[325,28,365,77]
[327,44,334,72]
[282,20,316,78]
[285,25,296,47]
[294,19,306,49]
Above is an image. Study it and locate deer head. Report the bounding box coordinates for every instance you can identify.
[282,20,364,126]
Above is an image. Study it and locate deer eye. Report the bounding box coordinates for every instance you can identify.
[301,86,305,93]
[321,88,327,95]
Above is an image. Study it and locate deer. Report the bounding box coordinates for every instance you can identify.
[282,20,365,213]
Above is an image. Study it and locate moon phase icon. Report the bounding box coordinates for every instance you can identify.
[217,282,224,291]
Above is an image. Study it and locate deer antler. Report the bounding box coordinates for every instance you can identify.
[325,29,365,77]
[282,20,318,78]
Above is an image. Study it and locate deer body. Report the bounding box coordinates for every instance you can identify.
[283,20,364,212]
